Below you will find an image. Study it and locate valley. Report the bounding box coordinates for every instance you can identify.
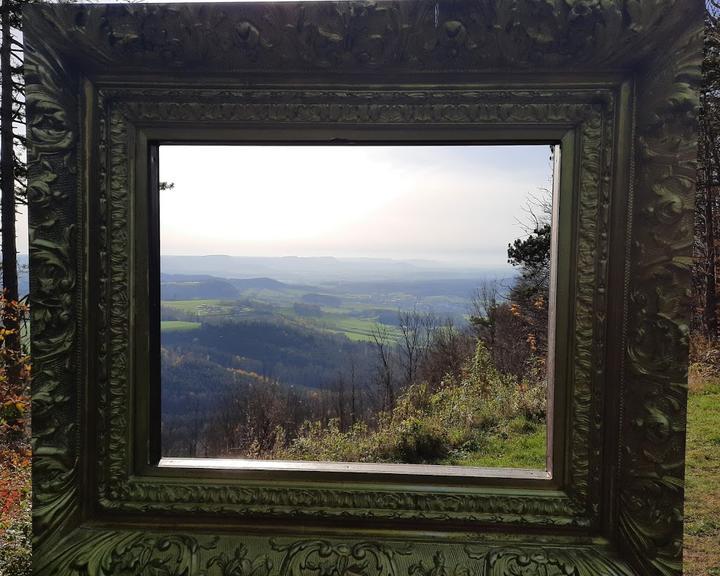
[159,252,548,469]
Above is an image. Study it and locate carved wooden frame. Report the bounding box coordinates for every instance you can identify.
[24,2,702,575]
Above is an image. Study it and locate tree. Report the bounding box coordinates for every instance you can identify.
[0,0,28,392]
[694,2,720,342]
[468,281,529,377]
[371,323,395,412]
[502,178,555,366]
[397,308,435,388]
[420,317,473,387]
[507,223,552,299]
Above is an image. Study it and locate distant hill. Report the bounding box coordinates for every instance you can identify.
[301,293,342,306]
[337,278,514,299]
[230,277,291,291]
[162,318,375,391]
[161,278,238,300]
[161,254,511,284]
[161,275,299,300]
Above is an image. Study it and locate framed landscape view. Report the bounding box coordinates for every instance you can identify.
[24,1,703,575]
[155,142,561,476]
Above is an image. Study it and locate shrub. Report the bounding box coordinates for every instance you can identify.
[0,480,31,576]
[0,294,32,576]
[388,417,449,464]
[277,341,547,466]
[282,419,376,462]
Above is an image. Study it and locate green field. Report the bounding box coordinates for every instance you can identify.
[684,371,720,576]
[279,308,402,343]
[162,299,231,315]
[160,320,201,332]
[162,298,403,343]
[326,316,392,342]
[445,419,546,469]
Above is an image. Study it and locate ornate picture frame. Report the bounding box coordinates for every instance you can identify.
[24,2,702,575]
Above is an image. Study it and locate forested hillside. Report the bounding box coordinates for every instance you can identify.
[161,232,552,466]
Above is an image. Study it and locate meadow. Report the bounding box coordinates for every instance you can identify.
[161,294,407,343]
[684,368,720,576]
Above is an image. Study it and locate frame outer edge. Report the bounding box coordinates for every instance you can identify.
[617,3,704,576]
[24,4,84,561]
[13,0,690,76]
[22,1,705,574]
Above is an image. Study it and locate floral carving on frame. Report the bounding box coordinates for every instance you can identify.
[24,2,702,575]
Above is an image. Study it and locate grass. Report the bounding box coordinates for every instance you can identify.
[278,343,548,467]
[684,369,720,576]
[444,419,546,469]
[160,320,201,332]
[321,315,401,342]
[161,299,227,315]
[274,305,402,343]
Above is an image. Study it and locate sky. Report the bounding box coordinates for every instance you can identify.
[159,145,553,268]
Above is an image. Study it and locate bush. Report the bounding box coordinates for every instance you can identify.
[282,419,377,463]
[0,446,31,576]
[388,417,449,463]
[0,294,32,576]
[690,333,720,378]
[0,494,32,576]
[277,341,547,466]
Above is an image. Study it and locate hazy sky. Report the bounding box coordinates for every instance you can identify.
[159,145,553,268]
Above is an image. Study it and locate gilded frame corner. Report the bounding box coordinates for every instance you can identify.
[25,2,703,575]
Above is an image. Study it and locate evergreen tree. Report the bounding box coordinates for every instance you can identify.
[507,223,551,300]
[0,0,29,392]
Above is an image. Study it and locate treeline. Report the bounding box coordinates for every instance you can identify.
[162,319,376,392]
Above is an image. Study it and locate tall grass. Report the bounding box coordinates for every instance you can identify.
[275,342,547,467]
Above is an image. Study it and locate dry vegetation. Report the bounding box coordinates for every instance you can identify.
[274,341,546,467]
[0,296,31,576]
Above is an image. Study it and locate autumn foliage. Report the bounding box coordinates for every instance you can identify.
[0,293,31,576]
